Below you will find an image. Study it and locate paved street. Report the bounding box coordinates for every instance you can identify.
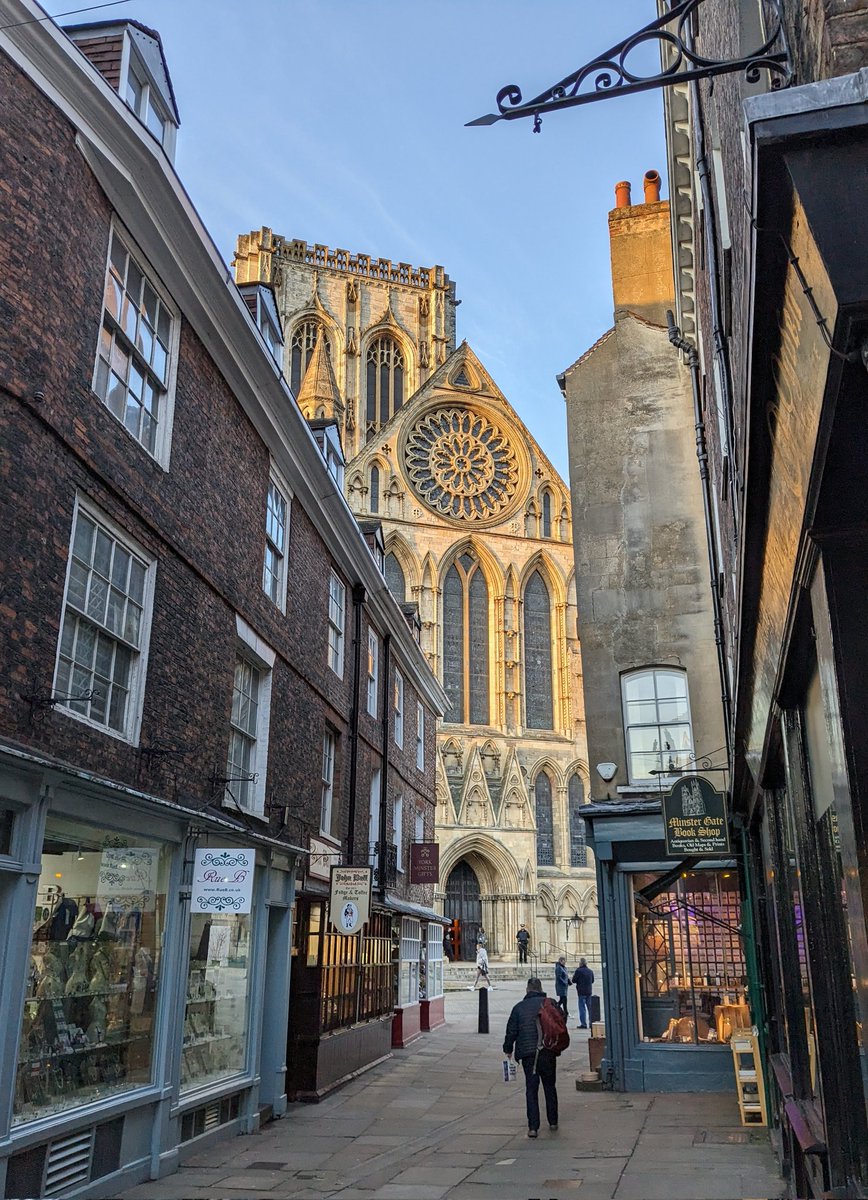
[120,981,784,1200]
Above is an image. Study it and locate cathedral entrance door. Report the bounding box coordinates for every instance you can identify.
[445,861,482,960]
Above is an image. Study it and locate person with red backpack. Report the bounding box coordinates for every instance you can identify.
[503,977,568,1138]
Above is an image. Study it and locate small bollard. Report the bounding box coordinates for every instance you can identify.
[478,984,490,1034]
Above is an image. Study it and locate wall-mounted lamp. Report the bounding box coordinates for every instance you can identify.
[564,911,582,937]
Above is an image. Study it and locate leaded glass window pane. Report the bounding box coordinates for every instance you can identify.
[385,553,405,603]
[524,571,553,730]
[370,465,380,514]
[535,773,554,866]
[366,337,405,431]
[443,565,463,722]
[468,569,489,724]
[622,668,694,783]
[290,319,328,395]
[569,774,587,866]
[542,491,552,538]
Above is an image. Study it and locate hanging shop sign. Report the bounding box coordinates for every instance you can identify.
[409,842,440,884]
[662,776,731,857]
[192,848,255,914]
[329,866,372,935]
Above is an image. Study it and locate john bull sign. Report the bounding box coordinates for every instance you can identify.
[329,866,372,935]
[662,776,731,857]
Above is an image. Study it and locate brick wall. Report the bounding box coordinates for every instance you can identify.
[0,49,436,880]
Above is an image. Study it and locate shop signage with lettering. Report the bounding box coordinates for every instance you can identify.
[409,842,440,884]
[329,866,372,935]
[662,776,731,857]
[192,848,255,914]
[308,836,341,882]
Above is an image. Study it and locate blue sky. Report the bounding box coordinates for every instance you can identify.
[92,0,665,479]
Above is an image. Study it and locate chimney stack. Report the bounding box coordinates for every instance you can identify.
[614,180,632,209]
[608,170,674,325]
[643,169,661,204]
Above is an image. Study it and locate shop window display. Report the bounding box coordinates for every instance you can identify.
[633,870,747,1045]
[399,917,421,1007]
[15,819,168,1125]
[182,913,251,1091]
[425,924,443,1000]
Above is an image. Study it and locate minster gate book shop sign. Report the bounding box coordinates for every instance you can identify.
[662,776,731,857]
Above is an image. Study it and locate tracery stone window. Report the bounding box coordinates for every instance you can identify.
[385,552,406,604]
[569,774,587,866]
[290,319,330,396]
[442,553,489,725]
[535,772,555,866]
[405,407,519,522]
[542,491,553,538]
[370,464,380,514]
[366,336,404,430]
[524,570,554,730]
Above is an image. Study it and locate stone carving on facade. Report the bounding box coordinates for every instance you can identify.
[419,339,430,368]
[419,294,430,318]
[346,326,358,356]
[404,407,520,522]
[347,278,358,304]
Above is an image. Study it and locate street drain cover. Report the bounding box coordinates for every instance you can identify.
[245,1162,287,1169]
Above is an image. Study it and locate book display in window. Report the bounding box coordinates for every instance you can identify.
[181,914,251,1090]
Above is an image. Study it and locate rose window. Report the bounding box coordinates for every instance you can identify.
[405,407,519,520]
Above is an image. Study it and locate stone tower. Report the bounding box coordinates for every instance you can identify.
[234,229,598,965]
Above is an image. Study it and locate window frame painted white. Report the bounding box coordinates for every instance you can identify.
[621,666,694,786]
[393,669,404,749]
[327,570,346,677]
[393,794,404,873]
[416,702,425,771]
[367,629,379,717]
[399,916,422,1007]
[225,616,275,818]
[320,727,337,837]
[53,496,156,745]
[263,468,291,612]
[368,768,382,868]
[93,222,180,469]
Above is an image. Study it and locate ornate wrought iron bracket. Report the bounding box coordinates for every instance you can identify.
[467,0,793,130]
[21,688,94,722]
[137,740,189,772]
[650,746,731,776]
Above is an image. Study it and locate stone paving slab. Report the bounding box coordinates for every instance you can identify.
[118,981,784,1200]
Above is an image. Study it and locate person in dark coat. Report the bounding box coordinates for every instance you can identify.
[572,958,595,1029]
[515,924,530,964]
[503,977,559,1138]
[554,956,569,1016]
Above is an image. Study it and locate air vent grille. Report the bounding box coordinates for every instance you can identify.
[203,1102,222,1131]
[43,1129,94,1195]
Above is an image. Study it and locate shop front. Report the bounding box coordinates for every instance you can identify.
[582,797,747,1092]
[0,748,299,1199]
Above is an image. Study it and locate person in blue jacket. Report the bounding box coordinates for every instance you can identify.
[554,956,569,1017]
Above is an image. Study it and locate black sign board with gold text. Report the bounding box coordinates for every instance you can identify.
[662,775,731,857]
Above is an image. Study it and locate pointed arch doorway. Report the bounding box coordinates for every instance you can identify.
[445,861,482,960]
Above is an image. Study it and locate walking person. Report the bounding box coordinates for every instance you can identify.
[516,923,530,964]
[572,957,595,1028]
[554,955,569,1017]
[503,977,559,1138]
[469,941,495,989]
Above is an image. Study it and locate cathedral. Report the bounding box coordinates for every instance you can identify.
[234,230,599,965]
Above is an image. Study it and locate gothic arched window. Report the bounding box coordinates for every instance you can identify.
[290,319,330,396]
[442,553,489,725]
[542,491,553,538]
[535,772,554,866]
[385,552,406,604]
[524,570,554,730]
[366,336,404,429]
[370,465,380,514]
[568,774,587,866]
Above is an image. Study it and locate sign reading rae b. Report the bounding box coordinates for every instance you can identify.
[329,865,372,935]
[662,775,731,857]
[409,842,439,885]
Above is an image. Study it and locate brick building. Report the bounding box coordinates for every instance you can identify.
[0,4,444,1195]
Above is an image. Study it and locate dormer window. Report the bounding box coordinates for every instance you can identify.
[126,58,167,143]
[309,420,345,489]
[238,284,284,366]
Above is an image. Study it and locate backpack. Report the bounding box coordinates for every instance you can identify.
[537,997,570,1055]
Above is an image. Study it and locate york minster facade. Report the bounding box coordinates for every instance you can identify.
[234,230,599,964]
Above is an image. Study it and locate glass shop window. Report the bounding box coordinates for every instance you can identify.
[399,917,421,1007]
[15,818,169,1126]
[182,904,252,1093]
[632,869,746,1046]
[425,923,444,1000]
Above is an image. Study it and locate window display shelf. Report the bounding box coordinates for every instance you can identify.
[17,1033,151,1066]
[182,1033,236,1049]
[25,986,132,1004]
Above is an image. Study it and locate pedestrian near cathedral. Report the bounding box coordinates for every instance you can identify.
[469,942,494,989]
[554,955,569,1016]
[516,923,530,964]
[572,957,595,1029]
[503,977,559,1138]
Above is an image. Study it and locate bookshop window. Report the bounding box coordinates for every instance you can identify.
[183,880,253,1091]
[632,869,746,1046]
[15,816,169,1125]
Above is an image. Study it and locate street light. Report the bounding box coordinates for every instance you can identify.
[564,911,581,938]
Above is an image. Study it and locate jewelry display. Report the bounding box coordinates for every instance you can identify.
[181,916,251,1091]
